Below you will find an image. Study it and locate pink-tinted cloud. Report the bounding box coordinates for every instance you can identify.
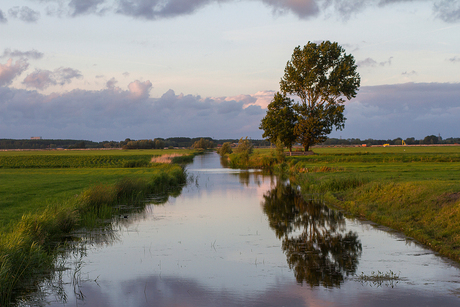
[128,80,153,99]
[0,58,29,87]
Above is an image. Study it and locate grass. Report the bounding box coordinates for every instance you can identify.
[238,146,460,262]
[0,149,195,169]
[276,145,460,262]
[0,149,193,305]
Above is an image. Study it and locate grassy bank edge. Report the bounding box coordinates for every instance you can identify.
[289,171,460,264]
[225,147,460,264]
[0,164,188,305]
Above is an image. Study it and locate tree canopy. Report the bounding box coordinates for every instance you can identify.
[261,41,360,152]
[259,92,297,152]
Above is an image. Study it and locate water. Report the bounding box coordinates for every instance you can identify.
[21,152,460,306]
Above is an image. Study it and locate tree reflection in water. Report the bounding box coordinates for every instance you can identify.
[262,181,362,288]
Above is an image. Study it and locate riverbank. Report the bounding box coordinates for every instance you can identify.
[0,150,194,305]
[229,146,460,263]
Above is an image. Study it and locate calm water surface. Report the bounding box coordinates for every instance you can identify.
[24,152,460,306]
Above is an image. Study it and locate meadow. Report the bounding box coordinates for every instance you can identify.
[0,149,194,305]
[227,145,460,262]
[282,145,460,262]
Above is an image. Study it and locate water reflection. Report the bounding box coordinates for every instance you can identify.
[262,180,362,288]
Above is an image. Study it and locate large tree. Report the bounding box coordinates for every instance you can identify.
[259,92,297,153]
[280,41,360,151]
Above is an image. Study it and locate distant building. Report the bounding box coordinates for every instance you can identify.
[30,137,42,140]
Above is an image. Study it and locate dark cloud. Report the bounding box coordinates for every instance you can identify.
[8,6,41,23]
[448,56,460,63]
[0,10,7,23]
[53,67,83,85]
[322,0,368,20]
[10,0,460,22]
[69,0,107,16]
[0,59,29,87]
[1,82,459,141]
[22,70,54,90]
[261,0,320,19]
[378,0,416,6]
[0,48,44,60]
[332,82,460,140]
[116,0,213,20]
[434,0,460,22]
[22,67,82,90]
[106,77,118,89]
[402,70,417,75]
[0,84,264,140]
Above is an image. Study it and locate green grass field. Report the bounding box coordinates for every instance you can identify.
[0,149,193,230]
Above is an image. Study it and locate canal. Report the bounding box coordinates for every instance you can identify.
[21,152,460,306]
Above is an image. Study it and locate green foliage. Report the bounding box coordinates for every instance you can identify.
[191,138,215,150]
[275,138,285,163]
[229,137,254,168]
[259,92,297,151]
[274,41,360,151]
[218,142,233,157]
[122,139,165,149]
[233,137,253,155]
[422,135,439,144]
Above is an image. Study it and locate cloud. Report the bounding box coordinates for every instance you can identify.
[434,0,460,22]
[7,0,460,22]
[69,0,107,16]
[357,58,378,67]
[8,6,41,23]
[402,70,417,75]
[128,80,152,98]
[333,82,460,139]
[322,0,369,20]
[22,70,54,90]
[22,67,83,90]
[116,0,214,20]
[261,0,320,19]
[357,56,392,67]
[0,84,265,141]
[0,10,7,23]
[1,82,459,141]
[0,59,29,87]
[448,56,460,63]
[106,77,118,89]
[379,56,393,66]
[0,48,44,60]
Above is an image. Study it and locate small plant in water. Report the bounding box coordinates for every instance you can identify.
[355,270,400,288]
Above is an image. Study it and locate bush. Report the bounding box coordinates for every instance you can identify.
[218,142,233,157]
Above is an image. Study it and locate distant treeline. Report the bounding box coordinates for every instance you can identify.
[0,138,271,150]
[1,135,457,150]
[322,135,460,146]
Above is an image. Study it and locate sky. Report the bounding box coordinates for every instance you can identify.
[1,0,459,142]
